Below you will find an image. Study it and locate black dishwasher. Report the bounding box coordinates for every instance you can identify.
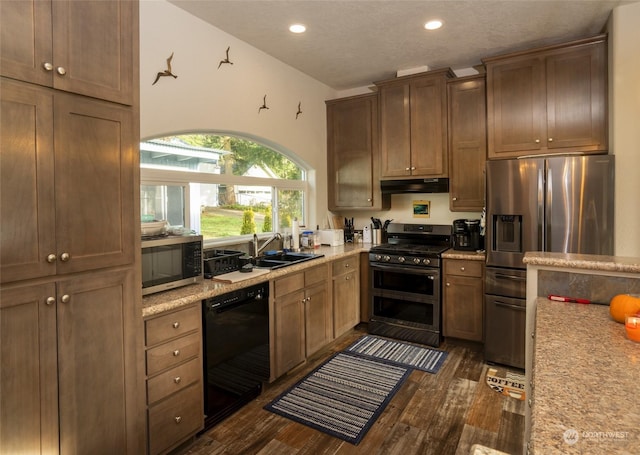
[201,281,270,431]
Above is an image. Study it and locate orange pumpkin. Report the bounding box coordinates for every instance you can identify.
[609,294,640,323]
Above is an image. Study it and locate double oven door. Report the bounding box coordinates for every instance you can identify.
[369,262,442,346]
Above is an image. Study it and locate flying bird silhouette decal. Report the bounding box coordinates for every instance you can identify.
[152,52,178,85]
[296,102,302,119]
[218,46,233,69]
[259,95,269,113]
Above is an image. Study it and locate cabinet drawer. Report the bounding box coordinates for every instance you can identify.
[147,357,201,405]
[146,305,201,347]
[274,272,304,298]
[146,332,200,376]
[148,382,203,455]
[305,264,327,286]
[444,260,483,278]
[332,255,358,276]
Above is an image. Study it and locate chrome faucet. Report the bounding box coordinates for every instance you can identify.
[250,232,283,257]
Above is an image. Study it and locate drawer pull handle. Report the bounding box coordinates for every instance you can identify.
[460,267,465,271]
[172,350,180,357]
[174,416,182,424]
[174,376,181,384]
[172,321,180,329]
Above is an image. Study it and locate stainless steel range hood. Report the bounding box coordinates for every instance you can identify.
[380,178,449,195]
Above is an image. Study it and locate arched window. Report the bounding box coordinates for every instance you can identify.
[140,134,307,245]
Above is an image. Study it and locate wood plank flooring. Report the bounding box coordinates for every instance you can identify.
[182,325,525,455]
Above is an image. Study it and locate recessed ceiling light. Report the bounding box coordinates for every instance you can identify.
[289,24,306,34]
[424,20,443,30]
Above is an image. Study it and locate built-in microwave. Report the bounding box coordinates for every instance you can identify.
[141,235,203,295]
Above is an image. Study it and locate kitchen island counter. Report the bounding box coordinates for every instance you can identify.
[143,243,369,317]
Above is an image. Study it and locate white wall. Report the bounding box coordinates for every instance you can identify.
[139,0,336,228]
[608,2,640,257]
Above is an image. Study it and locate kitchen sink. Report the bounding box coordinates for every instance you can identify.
[254,251,324,269]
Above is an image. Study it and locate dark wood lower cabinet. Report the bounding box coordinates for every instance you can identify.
[443,259,485,342]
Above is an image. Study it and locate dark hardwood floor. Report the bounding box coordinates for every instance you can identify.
[183,325,524,455]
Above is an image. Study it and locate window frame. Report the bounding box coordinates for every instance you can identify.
[140,140,309,248]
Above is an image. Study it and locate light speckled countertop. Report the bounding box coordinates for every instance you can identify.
[524,251,640,274]
[142,243,369,317]
[531,297,640,454]
[442,249,486,261]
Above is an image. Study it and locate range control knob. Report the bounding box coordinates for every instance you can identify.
[413,258,421,264]
[398,256,405,263]
[375,254,382,261]
[423,258,431,265]
[383,255,391,262]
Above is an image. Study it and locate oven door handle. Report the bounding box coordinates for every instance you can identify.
[371,263,438,277]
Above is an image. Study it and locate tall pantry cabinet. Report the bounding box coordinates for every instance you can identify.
[0,1,144,454]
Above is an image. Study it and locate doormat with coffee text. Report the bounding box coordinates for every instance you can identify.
[485,367,526,401]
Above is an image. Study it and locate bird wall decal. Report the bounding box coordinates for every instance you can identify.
[296,102,302,119]
[258,95,269,113]
[152,52,178,85]
[218,46,233,69]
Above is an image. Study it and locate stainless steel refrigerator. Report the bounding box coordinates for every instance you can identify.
[484,154,614,368]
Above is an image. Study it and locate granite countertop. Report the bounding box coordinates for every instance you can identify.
[524,252,640,274]
[142,243,369,318]
[531,297,640,453]
[442,249,486,261]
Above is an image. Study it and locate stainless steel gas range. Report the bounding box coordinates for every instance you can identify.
[368,223,452,347]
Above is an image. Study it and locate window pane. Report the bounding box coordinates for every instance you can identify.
[198,183,274,240]
[277,189,304,231]
[141,184,185,226]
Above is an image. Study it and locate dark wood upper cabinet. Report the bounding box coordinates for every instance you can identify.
[376,68,454,178]
[326,93,389,210]
[484,34,607,158]
[447,75,487,212]
[0,0,135,105]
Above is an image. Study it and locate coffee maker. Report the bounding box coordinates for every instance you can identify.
[453,219,483,251]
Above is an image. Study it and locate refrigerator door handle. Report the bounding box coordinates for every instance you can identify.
[538,167,545,251]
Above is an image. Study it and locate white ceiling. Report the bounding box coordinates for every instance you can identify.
[168,0,635,90]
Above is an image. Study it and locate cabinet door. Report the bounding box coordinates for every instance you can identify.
[327,94,379,209]
[448,76,486,212]
[51,0,135,104]
[54,93,136,274]
[0,282,59,455]
[273,290,305,377]
[304,282,331,356]
[487,56,546,157]
[410,76,448,176]
[0,0,53,86]
[333,270,359,338]
[57,269,141,454]
[545,41,607,151]
[0,79,56,283]
[443,274,484,341]
[379,84,412,177]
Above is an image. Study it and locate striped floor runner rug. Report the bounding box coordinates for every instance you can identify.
[346,335,448,374]
[264,352,410,444]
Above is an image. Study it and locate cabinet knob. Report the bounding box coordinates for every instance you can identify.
[548,137,553,142]
[60,294,70,304]
[535,139,540,143]
[345,275,350,280]
[43,62,54,72]
[410,166,416,171]
[367,198,372,202]
[56,66,67,76]
[172,350,180,357]
[60,252,70,262]
[460,266,465,271]
[528,399,532,408]
[405,167,410,171]
[531,332,535,339]
[446,282,450,287]
[452,197,457,201]
[46,254,57,263]
[174,376,181,384]
[46,297,56,306]
[172,321,180,329]
[174,416,182,424]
